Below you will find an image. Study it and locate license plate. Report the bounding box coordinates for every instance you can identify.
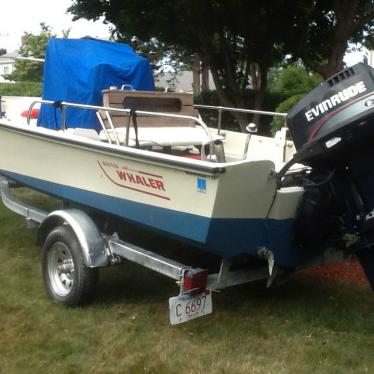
[169,291,212,325]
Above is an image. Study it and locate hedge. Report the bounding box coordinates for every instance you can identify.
[0,81,42,97]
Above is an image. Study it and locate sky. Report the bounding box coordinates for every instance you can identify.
[0,0,112,52]
[0,0,366,66]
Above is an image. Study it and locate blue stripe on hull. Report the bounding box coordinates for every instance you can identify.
[1,170,311,267]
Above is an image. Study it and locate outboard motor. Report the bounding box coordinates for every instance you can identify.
[286,63,374,289]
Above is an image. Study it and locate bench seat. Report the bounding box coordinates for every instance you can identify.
[99,126,221,147]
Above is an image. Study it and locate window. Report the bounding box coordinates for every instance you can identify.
[3,66,10,74]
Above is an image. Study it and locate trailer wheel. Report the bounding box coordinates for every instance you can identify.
[42,225,99,307]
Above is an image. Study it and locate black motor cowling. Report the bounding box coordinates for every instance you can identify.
[287,63,374,166]
[286,63,374,217]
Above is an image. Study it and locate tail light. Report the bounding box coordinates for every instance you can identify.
[182,268,208,294]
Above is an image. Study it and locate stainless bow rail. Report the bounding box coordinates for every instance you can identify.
[194,104,287,134]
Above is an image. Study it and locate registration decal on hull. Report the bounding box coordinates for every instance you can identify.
[197,177,207,193]
[98,160,170,200]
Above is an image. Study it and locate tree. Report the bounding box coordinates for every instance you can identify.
[6,23,55,82]
[287,0,374,78]
[69,0,309,131]
[69,0,374,130]
[115,34,190,79]
[0,48,6,56]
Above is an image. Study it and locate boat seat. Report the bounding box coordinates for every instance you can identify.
[98,89,221,148]
[101,89,198,128]
[65,127,101,141]
[99,126,221,147]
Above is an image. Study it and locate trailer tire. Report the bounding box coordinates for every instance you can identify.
[42,225,99,307]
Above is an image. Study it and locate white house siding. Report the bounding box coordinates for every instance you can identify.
[155,70,215,93]
[0,51,19,82]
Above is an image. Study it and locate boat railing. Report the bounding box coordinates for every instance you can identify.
[26,99,214,149]
[194,104,287,134]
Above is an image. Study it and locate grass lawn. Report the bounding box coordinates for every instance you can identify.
[0,189,373,373]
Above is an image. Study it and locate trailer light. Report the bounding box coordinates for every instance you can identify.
[182,268,208,294]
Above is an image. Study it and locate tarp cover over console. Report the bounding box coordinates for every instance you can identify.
[38,38,155,131]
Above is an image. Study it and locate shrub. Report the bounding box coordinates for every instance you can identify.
[0,81,42,97]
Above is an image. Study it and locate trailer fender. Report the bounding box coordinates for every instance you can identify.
[37,209,109,268]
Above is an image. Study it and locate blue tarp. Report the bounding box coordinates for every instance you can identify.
[38,38,155,131]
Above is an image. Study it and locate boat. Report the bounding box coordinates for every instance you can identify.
[0,38,373,323]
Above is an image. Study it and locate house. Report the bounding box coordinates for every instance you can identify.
[0,51,19,82]
[155,70,215,93]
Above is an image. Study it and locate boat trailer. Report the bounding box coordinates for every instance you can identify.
[0,175,271,325]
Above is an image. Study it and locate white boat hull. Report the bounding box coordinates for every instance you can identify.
[0,120,308,266]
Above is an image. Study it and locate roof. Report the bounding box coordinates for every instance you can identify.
[0,50,20,63]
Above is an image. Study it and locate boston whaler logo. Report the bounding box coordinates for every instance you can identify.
[305,81,367,122]
[98,160,170,200]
